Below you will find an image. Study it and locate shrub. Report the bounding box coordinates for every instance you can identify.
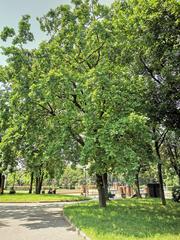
[172,186,180,202]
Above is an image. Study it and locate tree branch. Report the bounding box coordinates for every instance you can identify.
[38,103,56,116]
[139,56,162,85]
[158,129,168,148]
[76,42,105,65]
[71,81,85,113]
[68,127,85,146]
[71,94,85,113]
[47,102,56,116]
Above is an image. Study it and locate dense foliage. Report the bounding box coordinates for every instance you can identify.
[0,0,179,206]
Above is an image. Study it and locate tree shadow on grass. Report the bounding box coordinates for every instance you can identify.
[0,203,72,230]
[65,199,180,239]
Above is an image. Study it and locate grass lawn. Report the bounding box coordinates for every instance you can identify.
[0,193,89,202]
[64,198,180,240]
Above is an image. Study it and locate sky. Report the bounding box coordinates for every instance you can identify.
[0,0,113,66]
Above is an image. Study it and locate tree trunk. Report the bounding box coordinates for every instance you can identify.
[0,173,2,194]
[96,174,106,208]
[35,173,44,194]
[135,171,141,198]
[155,142,166,205]
[12,173,16,188]
[29,172,34,194]
[39,173,44,193]
[0,174,5,194]
[35,177,40,194]
[102,173,109,200]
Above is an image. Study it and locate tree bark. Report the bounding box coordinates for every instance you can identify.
[35,177,41,194]
[0,174,5,194]
[35,177,39,194]
[29,172,34,194]
[102,173,109,200]
[155,141,166,205]
[96,174,106,207]
[135,170,141,198]
[0,173,2,193]
[35,173,44,194]
[39,173,44,193]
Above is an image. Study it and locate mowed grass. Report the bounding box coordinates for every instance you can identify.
[64,198,180,240]
[0,193,88,202]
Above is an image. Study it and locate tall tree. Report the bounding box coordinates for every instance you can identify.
[112,0,179,205]
[1,0,155,206]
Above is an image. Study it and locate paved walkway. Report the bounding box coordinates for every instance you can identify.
[0,202,82,240]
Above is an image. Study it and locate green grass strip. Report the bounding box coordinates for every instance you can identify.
[64,198,180,240]
[0,193,89,202]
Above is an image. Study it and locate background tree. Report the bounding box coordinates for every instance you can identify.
[59,166,84,189]
[112,0,179,205]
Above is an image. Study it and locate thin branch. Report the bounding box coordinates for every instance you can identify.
[167,143,176,162]
[93,48,101,67]
[68,127,85,146]
[38,103,56,116]
[71,81,85,113]
[77,42,105,65]
[71,94,85,113]
[47,102,56,116]
[158,129,168,148]
[86,61,92,69]
[56,94,66,100]
[139,56,162,85]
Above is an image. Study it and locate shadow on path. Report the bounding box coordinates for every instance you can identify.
[0,203,70,230]
[0,221,9,228]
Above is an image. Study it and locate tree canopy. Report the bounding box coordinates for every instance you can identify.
[0,0,179,206]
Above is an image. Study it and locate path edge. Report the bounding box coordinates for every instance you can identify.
[63,209,91,240]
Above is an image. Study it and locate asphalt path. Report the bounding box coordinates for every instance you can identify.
[0,202,82,240]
